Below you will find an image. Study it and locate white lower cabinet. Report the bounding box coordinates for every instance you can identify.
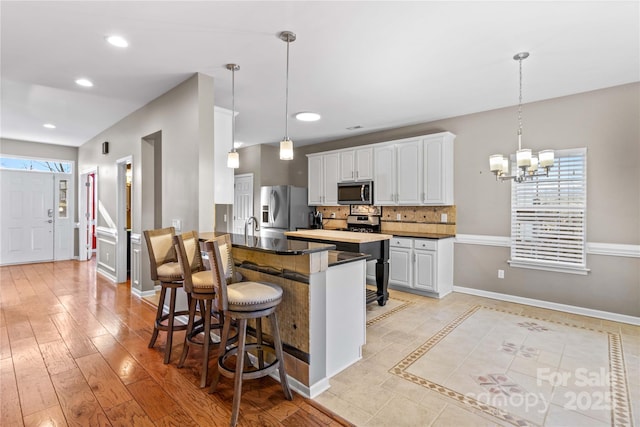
[388,237,453,298]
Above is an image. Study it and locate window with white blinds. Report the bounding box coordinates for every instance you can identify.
[509,148,589,274]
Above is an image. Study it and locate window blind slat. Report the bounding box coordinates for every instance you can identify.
[510,149,587,269]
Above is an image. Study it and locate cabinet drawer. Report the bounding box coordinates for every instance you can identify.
[390,237,413,248]
[414,239,437,251]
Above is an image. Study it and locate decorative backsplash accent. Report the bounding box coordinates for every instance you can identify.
[315,205,456,235]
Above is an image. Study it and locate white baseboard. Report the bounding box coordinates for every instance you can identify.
[453,286,640,326]
[97,268,117,283]
[275,373,330,399]
[131,287,157,298]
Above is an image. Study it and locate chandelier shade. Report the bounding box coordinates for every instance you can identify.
[490,52,554,183]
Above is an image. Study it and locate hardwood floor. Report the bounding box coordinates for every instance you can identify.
[0,260,352,426]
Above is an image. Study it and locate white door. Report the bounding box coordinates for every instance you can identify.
[397,139,422,205]
[307,155,323,205]
[79,170,96,261]
[323,153,340,205]
[233,174,253,234]
[374,145,396,205]
[414,250,436,292]
[389,247,412,289]
[0,170,54,265]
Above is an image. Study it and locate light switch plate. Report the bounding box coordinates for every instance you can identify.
[171,219,182,232]
[441,213,448,223]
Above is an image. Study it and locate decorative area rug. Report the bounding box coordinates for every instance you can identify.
[366,294,413,327]
[390,305,633,427]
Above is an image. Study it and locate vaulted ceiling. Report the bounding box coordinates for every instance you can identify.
[1,1,638,148]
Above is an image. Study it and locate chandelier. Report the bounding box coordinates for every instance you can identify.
[279,31,296,160]
[226,63,240,169]
[489,52,554,182]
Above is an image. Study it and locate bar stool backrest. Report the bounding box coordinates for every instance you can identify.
[213,234,235,283]
[143,227,176,281]
[204,240,229,312]
[173,231,203,294]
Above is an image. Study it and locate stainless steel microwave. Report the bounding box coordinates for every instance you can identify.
[337,181,374,205]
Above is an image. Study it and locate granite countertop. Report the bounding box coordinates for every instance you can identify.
[285,229,392,243]
[315,228,455,240]
[199,232,335,255]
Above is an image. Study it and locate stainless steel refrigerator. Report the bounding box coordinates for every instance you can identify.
[260,185,312,238]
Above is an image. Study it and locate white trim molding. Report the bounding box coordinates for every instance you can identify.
[455,234,510,247]
[587,242,640,258]
[453,286,640,326]
[455,234,640,258]
[96,226,118,239]
[130,232,142,245]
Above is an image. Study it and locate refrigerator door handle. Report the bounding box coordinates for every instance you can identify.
[270,190,276,225]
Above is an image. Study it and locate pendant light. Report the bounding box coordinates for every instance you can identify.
[226,63,240,169]
[489,52,554,182]
[279,31,296,160]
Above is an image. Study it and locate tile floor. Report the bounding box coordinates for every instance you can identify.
[314,288,639,427]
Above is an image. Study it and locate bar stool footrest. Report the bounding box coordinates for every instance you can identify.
[218,343,280,380]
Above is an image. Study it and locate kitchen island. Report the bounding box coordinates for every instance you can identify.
[284,229,393,306]
[199,232,369,398]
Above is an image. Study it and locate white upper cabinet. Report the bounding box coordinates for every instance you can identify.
[340,147,373,182]
[422,132,454,205]
[309,131,455,206]
[396,139,422,205]
[374,138,421,205]
[308,152,340,206]
[373,145,396,205]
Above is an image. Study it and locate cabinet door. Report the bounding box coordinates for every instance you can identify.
[389,247,412,288]
[414,249,436,292]
[308,155,323,205]
[396,140,422,205]
[339,150,356,182]
[323,153,340,205]
[423,135,454,205]
[355,147,373,181]
[373,145,396,205]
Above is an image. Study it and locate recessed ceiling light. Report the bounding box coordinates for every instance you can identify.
[295,112,321,122]
[75,78,93,87]
[234,141,244,149]
[106,35,129,48]
[43,123,56,129]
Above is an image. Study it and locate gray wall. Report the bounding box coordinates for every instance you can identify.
[77,73,216,292]
[235,144,291,218]
[288,83,640,317]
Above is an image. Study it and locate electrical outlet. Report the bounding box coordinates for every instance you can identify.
[396,213,402,220]
[498,269,505,279]
[441,213,448,223]
[330,212,336,218]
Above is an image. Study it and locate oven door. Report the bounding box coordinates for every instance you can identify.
[337,181,373,205]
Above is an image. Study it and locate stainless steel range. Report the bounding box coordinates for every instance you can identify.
[347,215,381,233]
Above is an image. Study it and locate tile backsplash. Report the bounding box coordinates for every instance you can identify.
[315,205,456,235]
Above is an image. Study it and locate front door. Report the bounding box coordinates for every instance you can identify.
[233,173,253,234]
[0,170,55,264]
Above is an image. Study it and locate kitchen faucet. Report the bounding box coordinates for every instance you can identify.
[244,216,260,240]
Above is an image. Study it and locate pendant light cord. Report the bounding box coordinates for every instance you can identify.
[231,66,236,153]
[517,56,523,150]
[284,35,290,139]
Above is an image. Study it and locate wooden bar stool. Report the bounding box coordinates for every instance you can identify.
[143,227,191,364]
[172,231,224,387]
[205,240,292,427]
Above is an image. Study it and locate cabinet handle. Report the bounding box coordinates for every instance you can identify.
[352,171,354,178]
[356,171,359,179]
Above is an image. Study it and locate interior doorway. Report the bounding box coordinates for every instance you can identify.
[233,173,253,235]
[116,156,132,283]
[79,169,97,261]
